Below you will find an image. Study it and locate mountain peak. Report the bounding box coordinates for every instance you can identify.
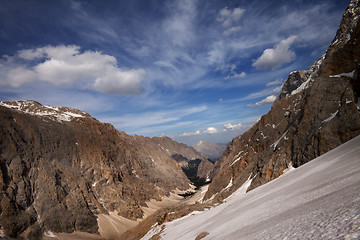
[0,100,90,122]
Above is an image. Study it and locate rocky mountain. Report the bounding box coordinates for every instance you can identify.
[0,100,194,239]
[192,141,227,162]
[204,0,360,202]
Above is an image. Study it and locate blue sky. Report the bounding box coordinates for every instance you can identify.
[0,0,348,145]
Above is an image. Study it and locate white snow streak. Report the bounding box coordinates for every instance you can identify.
[291,77,311,95]
[271,129,289,150]
[230,151,244,166]
[322,110,338,123]
[329,70,355,78]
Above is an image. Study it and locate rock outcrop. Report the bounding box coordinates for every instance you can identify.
[0,100,191,238]
[204,0,360,202]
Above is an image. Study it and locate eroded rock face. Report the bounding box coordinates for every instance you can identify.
[205,0,360,202]
[318,0,360,77]
[0,101,191,238]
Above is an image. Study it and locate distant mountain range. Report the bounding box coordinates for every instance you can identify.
[192,140,226,162]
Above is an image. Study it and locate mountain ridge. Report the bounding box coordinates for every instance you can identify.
[204,0,360,202]
[0,100,210,239]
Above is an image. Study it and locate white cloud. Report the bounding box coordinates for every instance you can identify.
[93,69,146,95]
[247,95,277,107]
[217,7,245,27]
[204,127,219,134]
[163,0,197,47]
[4,66,37,87]
[224,122,242,130]
[224,26,242,35]
[181,130,200,136]
[266,78,283,87]
[252,35,298,70]
[225,71,246,79]
[1,45,146,95]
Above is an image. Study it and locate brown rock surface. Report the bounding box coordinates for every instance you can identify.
[0,101,191,238]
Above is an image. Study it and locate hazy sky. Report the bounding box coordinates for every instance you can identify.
[0,0,348,145]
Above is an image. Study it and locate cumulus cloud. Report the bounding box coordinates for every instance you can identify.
[217,7,245,27]
[204,127,219,134]
[1,45,146,95]
[181,130,200,136]
[224,122,242,130]
[247,95,277,107]
[253,35,298,70]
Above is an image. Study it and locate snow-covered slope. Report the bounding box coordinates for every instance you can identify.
[142,135,360,240]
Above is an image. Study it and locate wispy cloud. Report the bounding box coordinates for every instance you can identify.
[266,78,283,87]
[247,95,277,107]
[99,105,207,129]
[216,7,245,27]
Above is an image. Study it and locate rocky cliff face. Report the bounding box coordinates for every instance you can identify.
[204,0,360,202]
[0,100,191,238]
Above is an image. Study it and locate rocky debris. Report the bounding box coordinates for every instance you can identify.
[192,141,226,162]
[0,101,191,239]
[204,0,360,202]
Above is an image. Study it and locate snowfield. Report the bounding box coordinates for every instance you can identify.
[143,135,360,240]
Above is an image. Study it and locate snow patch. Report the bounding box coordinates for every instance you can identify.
[329,70,355,78]
[322,110,338,123]
[260,131,268,139]
[282,162,295,174]
[224,178,233,191]
[0,101,87,122]
[141,223,162,240]
[291,77,311,95]
[44,231,56,238]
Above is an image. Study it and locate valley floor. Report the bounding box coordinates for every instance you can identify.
[143,135,360,240]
